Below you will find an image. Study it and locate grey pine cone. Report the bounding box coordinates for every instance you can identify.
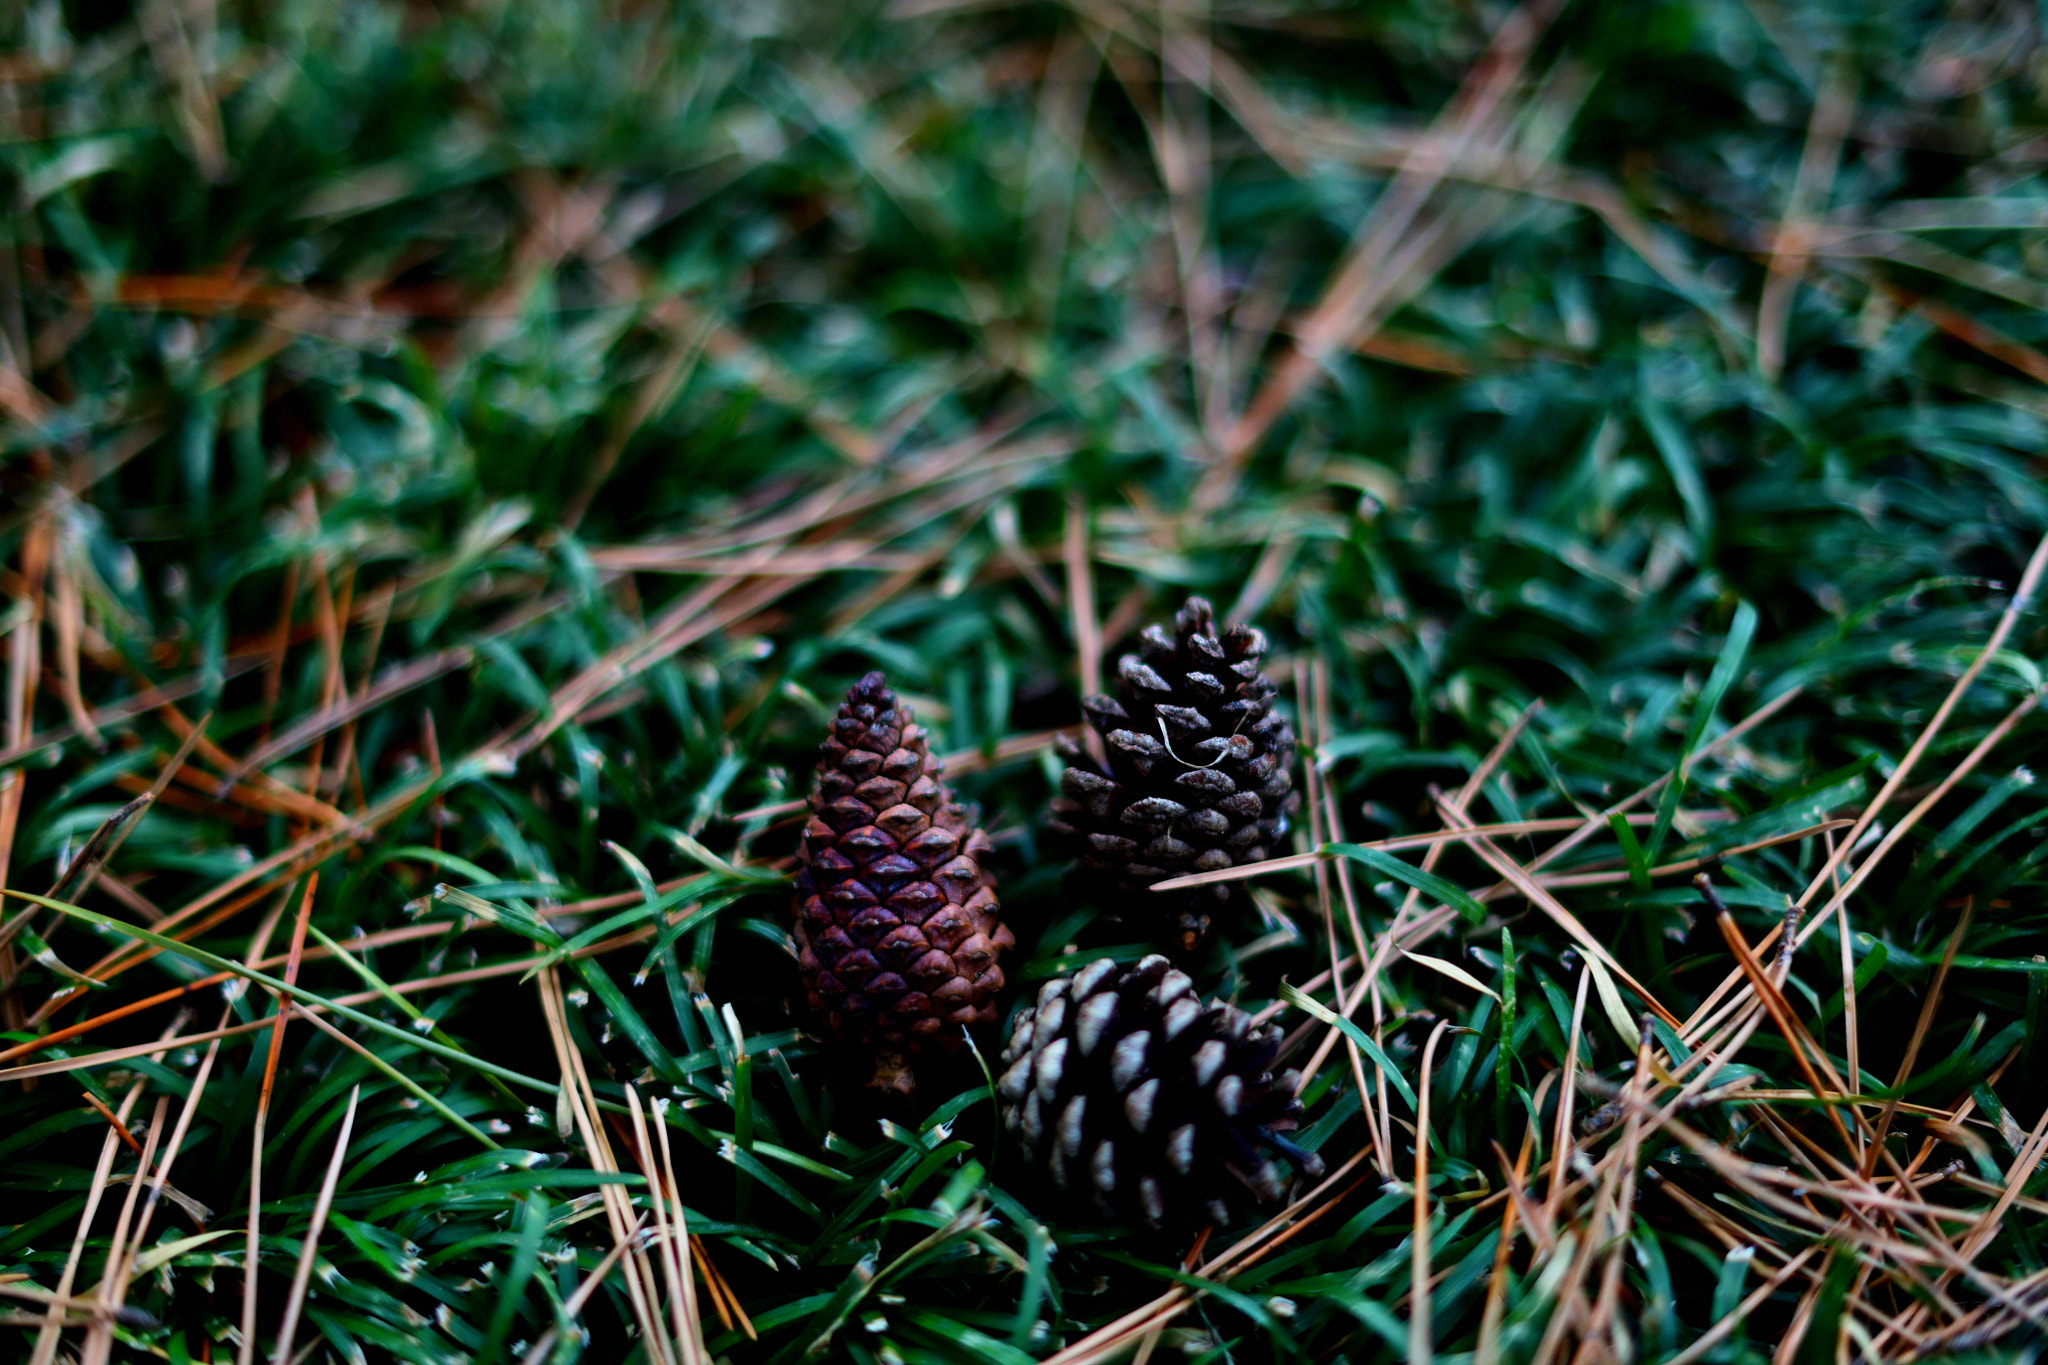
[1047,596,1300,951]
[998,954,1325,1229]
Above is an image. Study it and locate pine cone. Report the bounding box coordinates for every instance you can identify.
[1048,597,1299,951]
[792,672,1014,1094]
[998,955,1325,1229]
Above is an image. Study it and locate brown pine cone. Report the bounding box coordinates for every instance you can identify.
[791,672,1014,1094]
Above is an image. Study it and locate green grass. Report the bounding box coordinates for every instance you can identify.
[3,0,2047,1361]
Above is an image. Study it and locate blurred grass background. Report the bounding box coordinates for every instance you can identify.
[2,0,2048,1361]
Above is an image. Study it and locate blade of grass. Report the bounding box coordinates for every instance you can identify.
[270,1084,359,1365]
[1646,600,1757,866]
[240,873,317,1365]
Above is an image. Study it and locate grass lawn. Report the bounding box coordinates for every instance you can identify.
[3,0,2047,1360]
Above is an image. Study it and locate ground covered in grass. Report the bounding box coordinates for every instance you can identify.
[3,0,2048,1361]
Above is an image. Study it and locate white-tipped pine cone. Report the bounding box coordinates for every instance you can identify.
[998,955,1325,1229]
